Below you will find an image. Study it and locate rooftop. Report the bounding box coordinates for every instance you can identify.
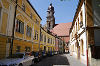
[51,22,72,36]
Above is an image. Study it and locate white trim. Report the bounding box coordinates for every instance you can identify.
[6,43,10,57]
[0,32,7,36]
[14,35,33,42]
[16,13,24,20]
[34,42,38,44]
[1,7,9,34]
[0,1,4,8]
[17,6,35,23]
[6,5,11,36]
[31,23,34,41]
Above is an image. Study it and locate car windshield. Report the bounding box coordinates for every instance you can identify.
[7,53,24,58]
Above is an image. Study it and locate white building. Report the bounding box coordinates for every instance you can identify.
[69,0,100,66]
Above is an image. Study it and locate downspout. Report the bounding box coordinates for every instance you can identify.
[10,0,18,57]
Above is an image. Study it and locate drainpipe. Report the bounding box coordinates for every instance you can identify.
[10,0,18,57]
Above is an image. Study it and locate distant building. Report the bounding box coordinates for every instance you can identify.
[51,22,72,52]
[44,4,72,53]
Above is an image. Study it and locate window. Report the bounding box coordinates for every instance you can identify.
[16,46,21,52]
[34,30,38,40]
[76,22,77,32]
[26,25,32,37]
[25,47,31,52]
[78,18,80,30]
[44,35,46,42]
[80,11,83,27]
[48,38,50,43]
[51,38,52,44]
[53,40,54,44]
[22,4,25,11]
[40,33,43,41]
[16,19,24,34]
[30,13,32,19]
[36,32,38,40]
[36,19,39,24]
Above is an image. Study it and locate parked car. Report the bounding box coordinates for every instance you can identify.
[54,51,58,55]
[31,51,42,62]
[0,52,34,66]
[31,51,39,62]
[47,51,53,56]
[38,51,43,61]
[42,51,47,57]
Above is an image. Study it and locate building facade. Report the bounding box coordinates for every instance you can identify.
[69,0,100,66]
[0,0,65,59]
[0,0,42,59]
[40,26,56,53]
[51,22,72,52]
[0,0,16,59]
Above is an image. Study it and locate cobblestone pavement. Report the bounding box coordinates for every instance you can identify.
[32,54,70,66]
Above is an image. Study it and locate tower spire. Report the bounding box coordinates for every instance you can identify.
[46,3,55,31]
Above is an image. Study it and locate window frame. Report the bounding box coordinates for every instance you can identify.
[16,19,24,34]
[26,25,32,37]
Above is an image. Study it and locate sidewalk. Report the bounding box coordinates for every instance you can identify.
[65,54,86,66]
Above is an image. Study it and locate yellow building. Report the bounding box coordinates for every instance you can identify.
[0,0,63,60]
[0,0,16,59]
[14,0,42,53]
[0,0,42,59]
[40,26,56,53]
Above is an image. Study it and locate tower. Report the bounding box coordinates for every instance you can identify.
[46,3,55,31]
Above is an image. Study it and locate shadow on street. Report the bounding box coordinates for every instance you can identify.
[32,54,70,66]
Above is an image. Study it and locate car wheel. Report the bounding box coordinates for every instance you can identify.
[18,63,23,66]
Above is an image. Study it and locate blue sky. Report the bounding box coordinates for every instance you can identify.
[29,0,79,25]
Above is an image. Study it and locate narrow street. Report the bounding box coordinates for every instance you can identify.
[32,54,70,66]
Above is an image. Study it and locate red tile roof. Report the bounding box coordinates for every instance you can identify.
[51,22,72,36]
